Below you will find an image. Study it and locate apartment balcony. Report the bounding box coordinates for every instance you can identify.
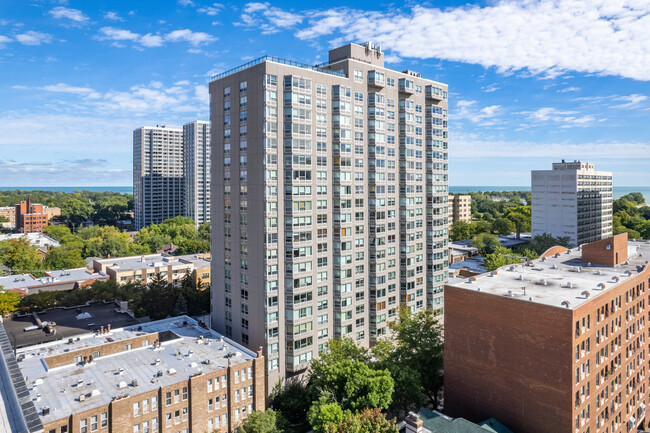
[425,85,447,100]
[398,78,415,94]
[368,71,386,87]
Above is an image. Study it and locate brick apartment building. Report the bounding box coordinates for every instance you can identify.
[14,199,61,233]
[444,233,650,433]
[4,316,265,433]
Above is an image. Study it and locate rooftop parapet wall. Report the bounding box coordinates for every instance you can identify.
[581,233,628,266]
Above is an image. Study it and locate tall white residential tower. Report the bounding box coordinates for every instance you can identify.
[532,160,613,246]
[184,120,212,226]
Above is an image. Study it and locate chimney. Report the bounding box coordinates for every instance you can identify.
[107,324,111,333]
[404,412,423,433]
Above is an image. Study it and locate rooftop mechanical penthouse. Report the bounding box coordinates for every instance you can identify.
[3,316,265,433]
[209,42,450,390]
[444,233,650,433]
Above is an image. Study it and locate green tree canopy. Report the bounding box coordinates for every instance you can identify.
[0,238,44,276]
[45,246,86,270]
[0,289,22,315]
[492,217,516,236]
[323,408,399,433]
[472,233,501,255]
[239,409,288,433]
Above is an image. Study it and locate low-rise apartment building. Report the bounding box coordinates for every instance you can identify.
[444,233,650,433]
[93,254,211,288]
[14,199,60,233]
[2,315,265,433]
[0,268,108,295]
[448,194,472,223]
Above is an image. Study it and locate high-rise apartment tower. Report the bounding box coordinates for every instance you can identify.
[209,42,449,389]
[184,120,212,226]
[532,160,613,246]
[133,125,185,229]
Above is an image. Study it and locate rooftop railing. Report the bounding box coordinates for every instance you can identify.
[210,56,346,82]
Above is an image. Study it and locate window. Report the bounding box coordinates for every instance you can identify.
[80,419,88,433]
[134,401,140,416]
[182,387,188,401]
[91,416,98,431]
[101,412,108,428]
[166,392,172,406]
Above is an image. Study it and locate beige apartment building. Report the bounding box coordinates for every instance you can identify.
[93,253,211,288]
[448,194,471,223]
[209,42,449,389]
[6,316,265,433]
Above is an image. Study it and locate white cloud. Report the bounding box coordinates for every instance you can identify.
[0,35,11,46]
[49,6,89,23]
[103,11,123,21]
[238,2,303,34]
[525,107,598,127]
[41,83,95,94]
[178,0,195,6]
[452,132,650,160]
[558,87,580,93]
[15,31,53,46]
[245,1,650,81]
[166,29,215,46]
[481,83,499,93]
[197,3,224,16]
[612,94,648,108]
[456,100,502,124]
[97,27,215,48]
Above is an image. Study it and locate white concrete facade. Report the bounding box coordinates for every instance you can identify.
[184,121,211,226]
[532,160,613,246]
[133,125,185,229]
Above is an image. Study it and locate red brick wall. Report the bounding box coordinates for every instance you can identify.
[444,285,574,433]
[581,233,628,266]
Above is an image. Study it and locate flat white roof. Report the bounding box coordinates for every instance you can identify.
[16,316,256,425]
[448,240,650,310]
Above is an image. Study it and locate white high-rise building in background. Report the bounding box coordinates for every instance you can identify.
[133,125,185,230]
[184,120,211,226]
[532,160,613,246]
[209,42,449,390]
[133,122,211,230]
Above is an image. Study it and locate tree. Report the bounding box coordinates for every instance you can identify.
[0,289,21,315]
[141,273,175,320]
[45,246,86,270]
[171,295,188,316]
[620,192,645,205]
[527,233,573,254]
[271,380,313,432]
[385,308,444,408]
[450,221,471,241]
[61,198,93,229]
[323,408,399,433]
[0,238,44,276]
[239,409,288,433]
[492,218,515,235]
[308,393,347,433]
[506,212,531,239]
[484,246,521,271]
[471,233,500,255]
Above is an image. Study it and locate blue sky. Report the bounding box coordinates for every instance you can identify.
[1,0,649,187]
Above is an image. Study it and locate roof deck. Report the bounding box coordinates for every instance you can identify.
[448,240,650,310]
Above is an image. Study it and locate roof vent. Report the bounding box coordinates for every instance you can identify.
[79,393,86,401]
[596,270,602,275]
[597,283,605,290]
[586,262,591,267]
[131,380,138,387]
[117,381,127,389]
[551,264,558,269]
[554,253,560,258]
[517,274,524,280]
[625,270,632,276]
[582,290,590,298]
[42,407,50,416]
[529,297,534,302]
[561,300,571,308]
[566,282,573,289]
[91,389,100,397]
[477,288,481,292]
[612,276,620,282]
[541,257,547,262]
[508,266,516,271]
[507,290,513,297]
[168,368,176,375]
[190,362,198,368]
[538,279,548,286]
[156,371,163,377]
